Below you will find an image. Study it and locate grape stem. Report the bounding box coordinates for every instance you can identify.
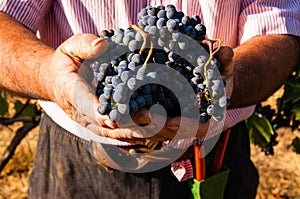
[201,39,222,102]
[130,24,154,68]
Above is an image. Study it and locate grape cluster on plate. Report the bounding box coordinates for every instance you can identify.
[89,4,229,125]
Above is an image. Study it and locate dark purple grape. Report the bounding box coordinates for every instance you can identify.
[113,90,127,103]
[129,100,139,113]
[109,109,121,122]
[98,102,111,115]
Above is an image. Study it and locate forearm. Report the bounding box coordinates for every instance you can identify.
[229,34,300,108]
[0,11,54,100]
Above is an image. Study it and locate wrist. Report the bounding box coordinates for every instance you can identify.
[36,49,56,101]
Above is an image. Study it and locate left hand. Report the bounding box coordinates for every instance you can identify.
[161,46,235,139]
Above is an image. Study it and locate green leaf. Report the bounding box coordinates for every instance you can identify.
[291,137,300,154]
[0,90,9,116]
[246,114,274,147]
[291,100,300,121]
[14,100,35,117]
[282,79,300,104]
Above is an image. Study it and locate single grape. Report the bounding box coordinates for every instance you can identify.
[98,102,111,115]
[128,61,138,72]
[109,109,121,122]
[207,69,215,80]
[159,26,168,38]
[183,26,197,38]
[147,16,157,26]
[168,51,180,62]
[120,70,133,83]
[172,32,182,41]
[157,9,166,18]
[166,7,177,19]
[136,67,148,81]
[99,94,108,103]
[123,35,134,45]
[103,84,113,99]
[147,6,157,16]
[129,100,139,113]
[157,37,166,47]
[166,19,178,31]
[113,90,127,103]
[206,104,215,116]
[115,82,127,91]
[135,32,143,41]
[131,54,144,64]
[127,77,139,90]
[128,40,140,52]
[156,18,167,29]
[135,95,146,108]
[178,37,189,50]
[141,15,150,26]
[113,33,124,43]
[139,8,147,17]
[118,103,130,114]
[149,25,158,35]
[153,52,168,64]
[105,76,113,84]
[199,112,208,123]
[112,76,121,87]
[219,96,228,108]
[191,15,201,26]
[181,16,190,25]
[197,55,207,66]
[96,72,105,81]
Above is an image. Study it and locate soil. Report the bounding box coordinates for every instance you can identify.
[0,91,300,198]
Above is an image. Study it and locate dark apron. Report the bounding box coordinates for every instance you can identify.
[28,113,258,199]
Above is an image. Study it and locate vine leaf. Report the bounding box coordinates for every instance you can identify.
[14,100,36,117]
[282,79,300,104]
[246,114,275,148]
[291,100,300,121]
[291,137,300,154]
[0,90,9,116]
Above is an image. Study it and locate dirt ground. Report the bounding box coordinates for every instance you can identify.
[0,92,300,198]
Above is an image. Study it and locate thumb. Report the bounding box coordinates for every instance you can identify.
[214,46,234,76]
[214,46,233,66]
[59,34,109,63]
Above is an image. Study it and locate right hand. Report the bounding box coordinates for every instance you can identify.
[42,34,143,141]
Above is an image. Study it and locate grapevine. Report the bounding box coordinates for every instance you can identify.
[246,65,300,155]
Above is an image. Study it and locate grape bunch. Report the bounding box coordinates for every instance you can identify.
[90,4,229,126]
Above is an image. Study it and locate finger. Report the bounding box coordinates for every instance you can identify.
[63,76,109,125]
[214,46,234,66]
[87,123,145,139]
[166,116,181,131]
[166,117,207,139]
[214,46,234,76]
[60,34,109,64]
[131,108,151,125]
[153,127,177,141]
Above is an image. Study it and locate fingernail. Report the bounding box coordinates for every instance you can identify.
[104,120,116,129]
[91,38,106,47]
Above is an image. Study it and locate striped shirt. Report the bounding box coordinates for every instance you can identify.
[1,0,300,180]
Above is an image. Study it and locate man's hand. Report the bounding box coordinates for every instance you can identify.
[161,46,234,139]
[43,34,151,141]
[44,34,111,126]
[0,12,143,141]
